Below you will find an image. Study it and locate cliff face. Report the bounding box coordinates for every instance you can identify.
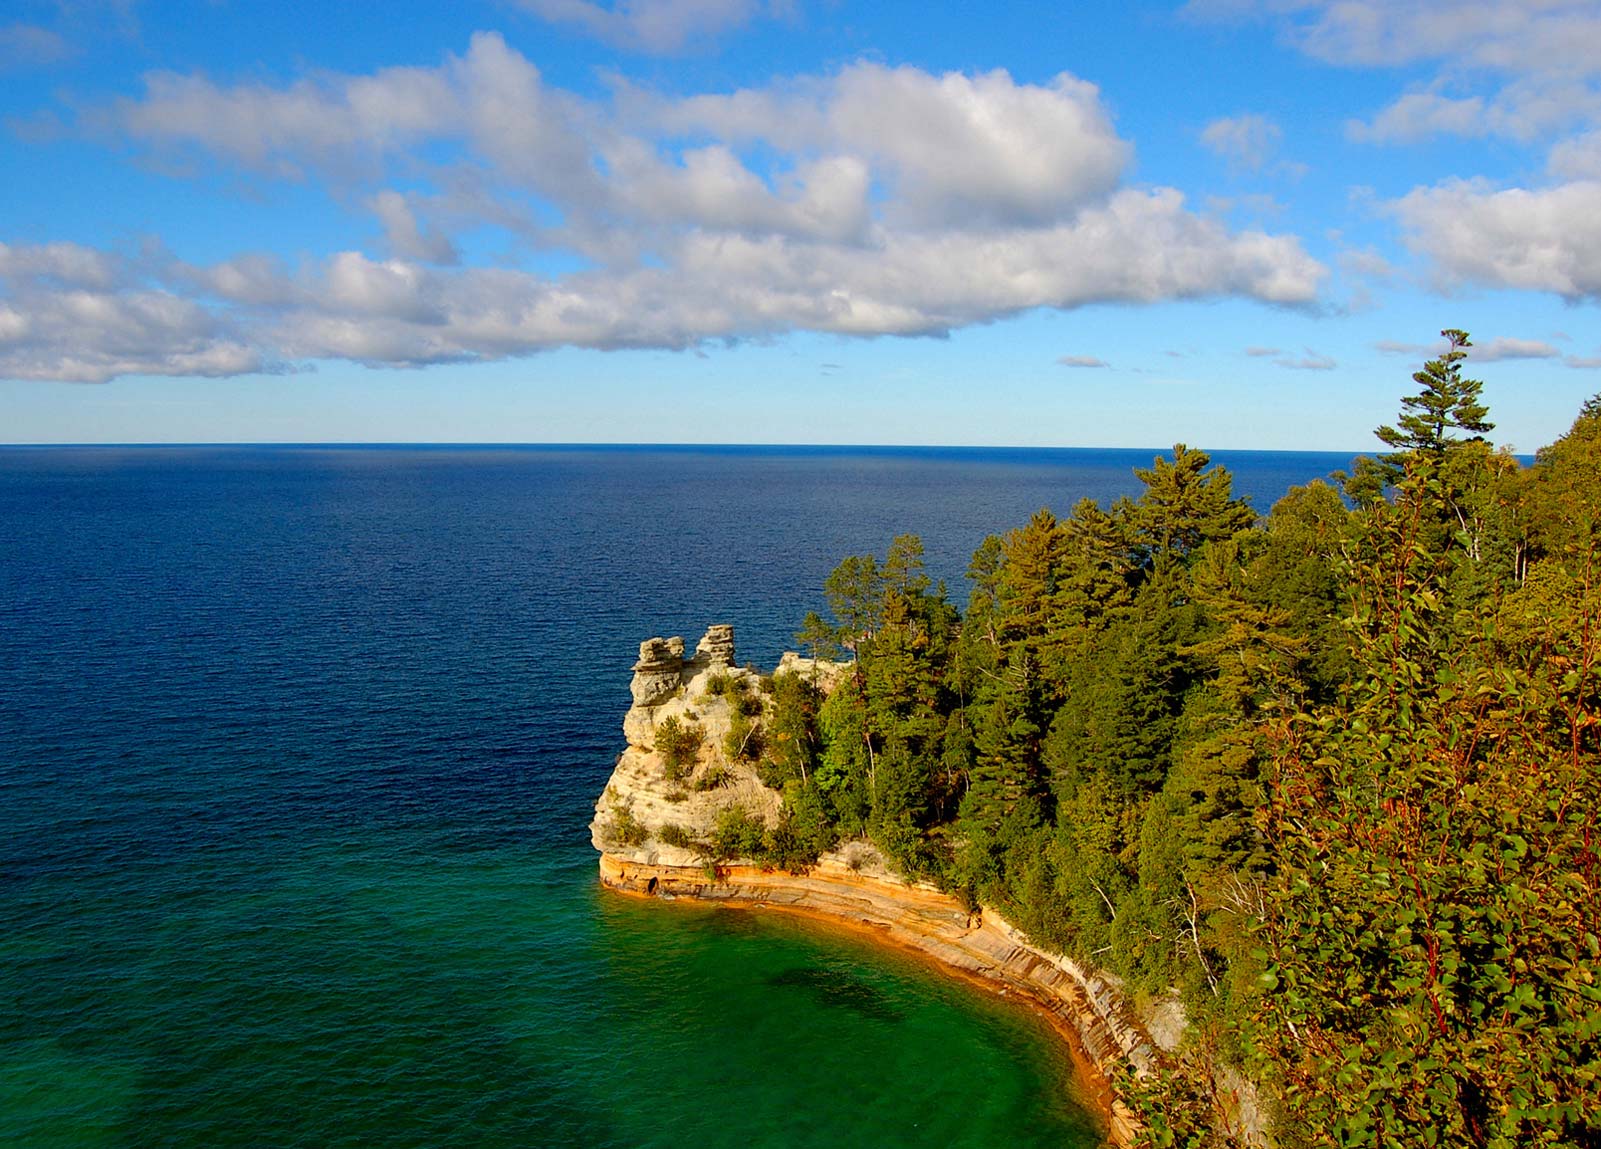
[590,625,1165,1144]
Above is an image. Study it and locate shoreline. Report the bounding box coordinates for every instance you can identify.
[597,852,1157,1145]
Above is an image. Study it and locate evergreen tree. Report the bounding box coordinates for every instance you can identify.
[1128,445,1256,571]
[1375,328,1494,459]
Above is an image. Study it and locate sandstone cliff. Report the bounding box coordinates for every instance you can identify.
[591,625,1174,1144]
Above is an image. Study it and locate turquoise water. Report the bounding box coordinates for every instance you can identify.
[1,445,1354,1147]
[1,836,1098,1147]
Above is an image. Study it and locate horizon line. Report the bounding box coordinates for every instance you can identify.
[0,440,1376,455]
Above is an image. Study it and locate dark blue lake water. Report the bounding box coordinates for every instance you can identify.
[0,444,1354,1147]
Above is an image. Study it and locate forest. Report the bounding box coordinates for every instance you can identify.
[734,331,1601,1146]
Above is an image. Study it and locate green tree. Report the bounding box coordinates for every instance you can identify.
[1246,455,1601,1147]
[1375,328,1494,460]
[824,553,883,654]
[1128,445,1256,571]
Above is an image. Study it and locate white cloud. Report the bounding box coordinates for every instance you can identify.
[0,242,269,383]
[823,66,1129,228]
[645,64,1132,228]
[1391,178,1601,299]
[514,0,767,54]
[1244,345,1280,356]
[1349,80,1601,144]
[1200,113,1282,170]
[1197,2,1601,154]
[1189,0,1601,74]
[1472,336,1561,361]
[1057,354,1109,368]
[1348,89,1489,143]
[1549,129,1601,178]
[1375,334,1564,363]
[1376,339,1443,357]
[4,37,1328,383]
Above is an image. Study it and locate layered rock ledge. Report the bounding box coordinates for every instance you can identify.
[591,624,1166,1144]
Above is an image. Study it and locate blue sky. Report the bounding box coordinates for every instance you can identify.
[2,0,1599,450]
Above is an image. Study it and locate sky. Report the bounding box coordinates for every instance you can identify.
[1,0,1599,450]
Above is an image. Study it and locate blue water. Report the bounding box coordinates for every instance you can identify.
[0,445,1354,1147]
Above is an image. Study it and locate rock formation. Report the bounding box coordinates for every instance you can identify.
[601,624,805,866]
[630,636,686,707]
[692,623,735,668]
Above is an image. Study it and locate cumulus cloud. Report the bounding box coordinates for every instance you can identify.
[1390,179,1601,299]
[639,64,1132,228]
[1348,80,1601,144]
[1057,354,1109,368]
[1200,114,1282,171]
[1549,129,1601,178]
[4,35,1328,383]
[0,242,271,383]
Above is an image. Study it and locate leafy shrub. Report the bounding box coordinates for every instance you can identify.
[703,672,735,697]
[655,715,703,781]
[691,765,732,791]
[724,711,764,762]
[711,806,767,860]
[658,823,696,849]
[606,806,648,847]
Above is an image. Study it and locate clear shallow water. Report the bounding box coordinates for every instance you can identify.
[0,444,1355,1148]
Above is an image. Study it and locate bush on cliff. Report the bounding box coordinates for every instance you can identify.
[655,715,703,781]
[605,806,649,848]
[724,710,764,763]
[710,806,767,860]
[657,823,696,850]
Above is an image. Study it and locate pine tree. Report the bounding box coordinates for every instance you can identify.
[1375,328,1494,460]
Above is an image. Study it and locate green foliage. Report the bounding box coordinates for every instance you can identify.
[710,806,767,861]
[606,806,648,848]
[690,765,732,791]
[1128,444,1257,571]
[657,823,696,849]
[1376,328,1494,460]
[1245,455,1601,1147]
[654,715,703,781]
[759,670,823,789]
[724,709,763,762]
